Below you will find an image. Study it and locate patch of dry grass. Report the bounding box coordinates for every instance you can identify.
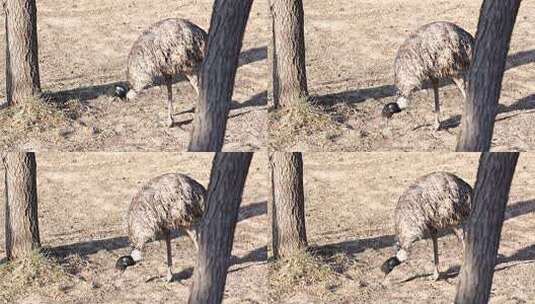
[0,251,77,303]
[269,249,350,302]
[269,97,342,150]
[0,94,81,148]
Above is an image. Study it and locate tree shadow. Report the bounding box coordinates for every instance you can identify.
[238,46,267,67]
[49,201,267,259]
[497,244,535,266]
[437,243,535,281]
[315,84,397,106]
[238,201,267,221]
[166,245,267,282]
[506,49,535,70]
[230,246,268,266]
[497,94,535,115]
[437,93,535,129]
[504,199,535,220]
[313,49,535,106]
[42,81,126,106]
[231,91,267,109]
[174,92,267,128]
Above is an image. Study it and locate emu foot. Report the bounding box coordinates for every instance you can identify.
[434,119,442,131]
[164,269,174,283]
[167,117,175,128]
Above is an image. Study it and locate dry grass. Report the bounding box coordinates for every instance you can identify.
[269,97,342,150]
[0,95,83,149]
[269,249,356,302]
[0,251,78,304]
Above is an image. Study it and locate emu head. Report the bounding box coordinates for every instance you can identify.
[382,96,408,119]
[381,243,404,276]
[114,84,129,99]
[380,256,401,275]
[115,255,136,271]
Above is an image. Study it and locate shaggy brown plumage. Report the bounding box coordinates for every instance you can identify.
[125,18,207,127]
[117,173,206,282]
[383,22,474,130]
[381,172,473,280]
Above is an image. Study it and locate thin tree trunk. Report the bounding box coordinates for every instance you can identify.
[188,153,253,304]
[454,152,519,304]
[455,0,522,152]
[271,0,308,108]
[3,152,40,260]
[269,152,307,258]
[267,2,276,109]
[4,0,41,106]
[188,1,253,152]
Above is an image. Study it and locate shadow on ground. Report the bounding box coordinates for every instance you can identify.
[49,201,267,259]
[314,49,535,106]
[168,246,267,281]
[313,199,535,266]
[433,93,535,130]
[40,46,267,105]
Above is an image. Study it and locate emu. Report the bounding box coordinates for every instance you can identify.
[115,173,206,282]
[382,22,474,130]
[115,18,207,127]
[381,172,473,281]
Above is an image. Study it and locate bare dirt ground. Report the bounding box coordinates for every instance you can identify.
[269,153,535,303]
[269,0,535,151]
[0,0,268,151]
[0,153,268,304]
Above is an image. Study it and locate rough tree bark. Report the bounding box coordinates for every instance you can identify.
[267,3,276,108]
[270,0,308,108]
[188,1,254,152]
[269,152,307,258]
[188,153,253,304]
[3,152,40,260]
[454,152,519,304]
[4,0,41,106]
[455,0,522,152]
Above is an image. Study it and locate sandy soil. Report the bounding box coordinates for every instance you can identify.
[0,153,268,303]
[0,0,268,151]
[272,153,535,303]
[270,0,535,151]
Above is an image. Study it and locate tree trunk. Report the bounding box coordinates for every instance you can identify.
[4,0,41,106]
[188,0,253,152]
[3,152,40,260]
[454,152,519,304]
[188,152,253,304]
[270,0,308,108]
[269,152,307,258]
[267,3,276,109]
[455,0,522,152]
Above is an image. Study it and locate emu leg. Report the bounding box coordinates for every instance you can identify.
[453,78,466,100]
[165,80,174,128]
[431,234,440,280]
[186,74,200,96]
[432,79,441,130]
[164,230,174,282]
[185,228,199,251]
[453,227,465,257]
